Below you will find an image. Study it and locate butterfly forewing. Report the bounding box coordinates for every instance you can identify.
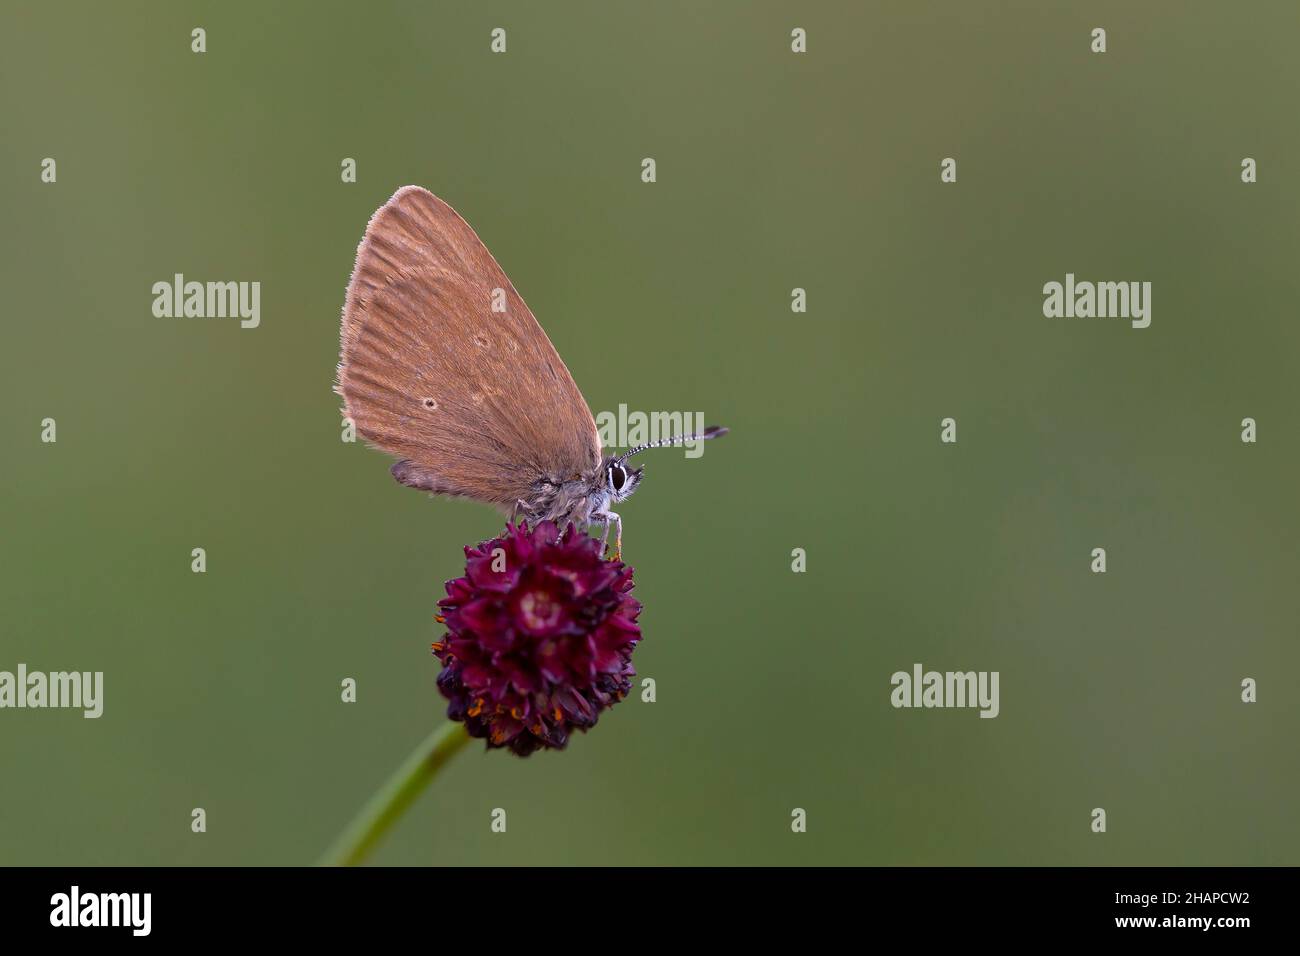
[337,187,602,507]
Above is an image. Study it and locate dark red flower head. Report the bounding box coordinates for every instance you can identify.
[433,521,642,756]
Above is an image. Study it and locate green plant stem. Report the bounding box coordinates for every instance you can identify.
[320,721,472,866]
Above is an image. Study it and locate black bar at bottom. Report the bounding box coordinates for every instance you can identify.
[0,866,1284,941]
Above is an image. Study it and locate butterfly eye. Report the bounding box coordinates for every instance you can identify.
[609,465,626,492]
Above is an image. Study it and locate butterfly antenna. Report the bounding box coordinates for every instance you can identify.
[617,425,729,464]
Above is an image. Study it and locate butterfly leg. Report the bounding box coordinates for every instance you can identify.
[510,499,532,528]
[590,510,622,561]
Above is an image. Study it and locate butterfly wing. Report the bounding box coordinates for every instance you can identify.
[337,186,601,507]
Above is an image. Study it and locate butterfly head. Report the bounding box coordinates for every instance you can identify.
[602,458,644,504]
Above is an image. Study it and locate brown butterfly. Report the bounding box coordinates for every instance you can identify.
[336,186,726,556]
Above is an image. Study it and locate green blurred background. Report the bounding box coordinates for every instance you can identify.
[2,1,1297,865]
